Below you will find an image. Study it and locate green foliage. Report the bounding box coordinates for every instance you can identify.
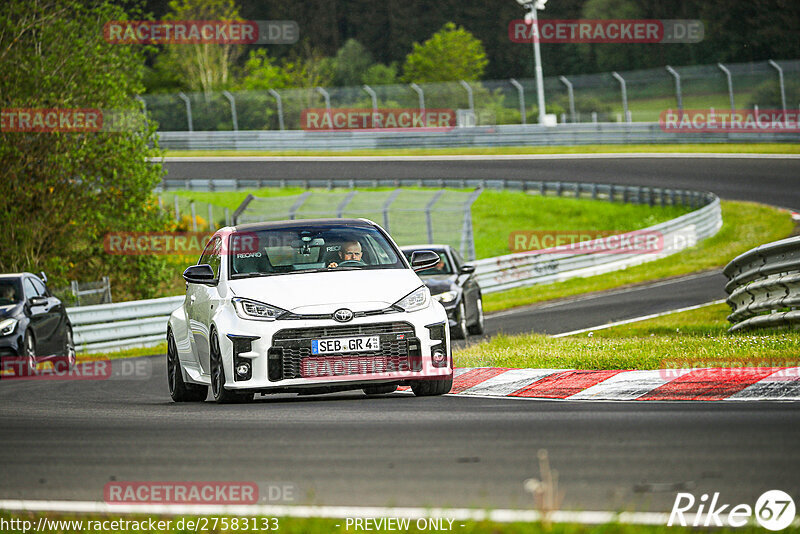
[157,0,243,95]
[332,39,373,86]
[362,63,399,86]
[0,0,173,301]
[746,79,800,109]
[402,22,488,83]
[237,49,290,91]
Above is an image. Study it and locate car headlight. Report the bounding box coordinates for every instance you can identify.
[432,290,458,304]
[393,286,431,312]
[232,298,287,321]
[0,318,17,336]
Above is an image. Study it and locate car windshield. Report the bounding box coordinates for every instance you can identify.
[229,224,405,278]
[403,250,453,276]
[0,279,22,305]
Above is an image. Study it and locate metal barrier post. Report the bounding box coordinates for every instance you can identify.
[382,189,402,232]
[558,76,576,123]
[665,66,683,117]
[363,85,378,115]
[315,87,331,112]
[717,63,735,112]
[410,83,425,115]
[459,80,475,114]
[336,191,357,217]
[461,188,483,261]
[208,203,215,230]
[268,89,285,131]
[190,201,197,231]
[425,190,446,244]
[768,60,787,113]
[611,72,630,123]
[222,90,238,131]
[177,92,193,132]
[288,192,312,220]
[509,78,526,125]
[174,195,179,222]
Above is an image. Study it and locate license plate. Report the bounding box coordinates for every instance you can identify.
[312,336,380,354]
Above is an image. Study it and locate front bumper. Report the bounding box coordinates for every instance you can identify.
[213,303,452,391]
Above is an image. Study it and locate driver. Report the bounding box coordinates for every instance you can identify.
[327,240,363,269]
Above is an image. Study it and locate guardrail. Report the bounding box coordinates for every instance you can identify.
[473,184,721,293]
[70,181,722,352]
[67,295,183,353]
[724,236,800,332]
[156,122,800,151]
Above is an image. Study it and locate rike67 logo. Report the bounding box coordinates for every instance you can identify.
[669,490,796,530]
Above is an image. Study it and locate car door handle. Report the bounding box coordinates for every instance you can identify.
[190,295,196,304]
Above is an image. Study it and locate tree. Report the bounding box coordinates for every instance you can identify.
[332,39,374,86]
[157,0,244,96]
[0,0,172,300]
[362,63,398,86]
[402,22,488,83]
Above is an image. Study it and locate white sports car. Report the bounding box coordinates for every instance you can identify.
[167,218,453,403]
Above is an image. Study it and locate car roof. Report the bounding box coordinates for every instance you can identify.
[400,244,451,251]
[232,218,377,232]
[0,273,36,281]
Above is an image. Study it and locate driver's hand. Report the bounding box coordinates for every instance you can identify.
[327,262,338,269]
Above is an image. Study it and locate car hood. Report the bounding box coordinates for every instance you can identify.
[418,274,457,295]
[0,303,22,319]
[227,269,424,314]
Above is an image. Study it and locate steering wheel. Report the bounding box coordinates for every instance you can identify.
[337,260,366,267]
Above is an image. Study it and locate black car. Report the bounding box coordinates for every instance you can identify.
[401,245,484,339]
[0,273,75,376]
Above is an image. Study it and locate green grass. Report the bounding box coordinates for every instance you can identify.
[77,343,166,362]
[483,201,796,313]
[1,512,795,534]
[164,188,691,260]
[162,143,800,157]
[456,302,800,371]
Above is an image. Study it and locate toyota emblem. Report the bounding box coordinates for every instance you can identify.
[333,308,354,322]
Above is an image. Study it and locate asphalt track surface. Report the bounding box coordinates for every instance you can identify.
[1,360,799,512]
[2,155,799,513]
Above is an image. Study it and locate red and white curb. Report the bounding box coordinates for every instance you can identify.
[400,367,800,401]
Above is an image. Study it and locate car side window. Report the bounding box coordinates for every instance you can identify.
[199,236,222,279]
[23,278,39,300]
[31,277,48,297]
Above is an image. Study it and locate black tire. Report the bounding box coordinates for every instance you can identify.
[363,384,398,396]
[410,376,453,397]
[451,300,468,340]
[54,327,76,372]
[18,330,37,376]
[167,331,207,402]
[210,330,253,404]
[467,295,485,335]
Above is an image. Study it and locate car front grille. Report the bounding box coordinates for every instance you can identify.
[271,322,416,379]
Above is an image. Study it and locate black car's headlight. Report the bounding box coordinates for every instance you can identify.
[232,298,288,321]
[0,318,17,336]
[432,290,458,304]
[393,286,431,312]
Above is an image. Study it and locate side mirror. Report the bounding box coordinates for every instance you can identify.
[39,271,48,284]
[459,264,476,274]
[410,250,440,272]
[29,295,48,307]
[183,264,216,285]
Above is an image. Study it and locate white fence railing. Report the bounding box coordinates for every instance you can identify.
[68,295,183,353]
[473,192,721,293]
[68,184,722,353]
